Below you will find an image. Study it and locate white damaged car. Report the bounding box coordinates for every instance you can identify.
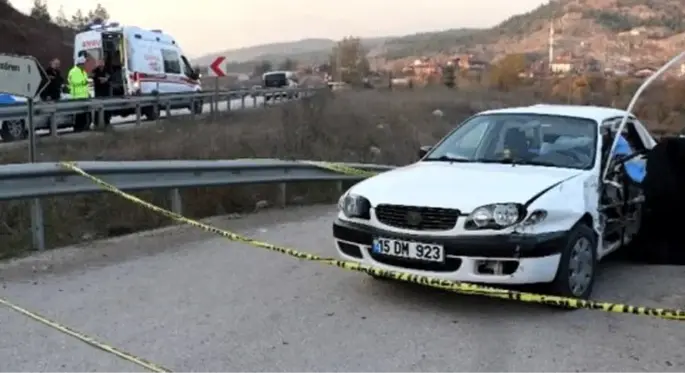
[333,104,656,299]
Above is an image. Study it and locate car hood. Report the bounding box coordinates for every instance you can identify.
[351,161,584,212]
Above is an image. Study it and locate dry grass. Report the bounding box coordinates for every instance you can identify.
[0,88,521,258]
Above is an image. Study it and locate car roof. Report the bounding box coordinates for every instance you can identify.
[479,104,634,123]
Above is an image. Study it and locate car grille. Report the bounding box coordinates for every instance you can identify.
[369,250,462,272]
[374,204,460,231]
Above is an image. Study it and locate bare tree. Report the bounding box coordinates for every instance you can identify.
[69,9,88,29]
[87,3,110,23]
[29,0,50,22]
[54,5,70,27]
[329,37,370,84]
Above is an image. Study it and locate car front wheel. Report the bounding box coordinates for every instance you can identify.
[547,222,598,304]
[0,120,28,142]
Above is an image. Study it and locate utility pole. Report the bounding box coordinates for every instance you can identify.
[548,19,555,74]
[336,42,342,82]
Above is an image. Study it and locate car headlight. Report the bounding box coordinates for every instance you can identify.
[465,203,526,230]
[337,193,371,219]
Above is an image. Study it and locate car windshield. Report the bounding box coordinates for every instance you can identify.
[423,113,597,170]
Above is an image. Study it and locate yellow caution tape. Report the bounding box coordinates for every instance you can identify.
[0,296,172,372]
[57,161,685,321]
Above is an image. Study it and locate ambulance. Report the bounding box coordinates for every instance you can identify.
[74,20,203,121]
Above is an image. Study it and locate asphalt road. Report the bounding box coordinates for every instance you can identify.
[0,95,267,149]
[1,205,684,371]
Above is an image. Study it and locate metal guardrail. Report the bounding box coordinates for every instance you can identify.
[0,159,393,250]
[0,87,318,121]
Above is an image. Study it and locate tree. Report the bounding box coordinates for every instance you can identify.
[329,37,370,84]
[70,9,89,30]
[278,58,297,71]
[29,0,51,22]
[442,63,456,88]
[253,60,272,76]
[86,3,110,24]
[54,5,70,27]
[488,53,527,91]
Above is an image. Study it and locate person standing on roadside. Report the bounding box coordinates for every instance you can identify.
[41,58,63,101]
[91,58,112,126]
[68,56,92,131]
[68,56,90,99]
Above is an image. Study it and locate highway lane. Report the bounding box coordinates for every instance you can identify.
[0,95,267,147]
[1,205,684,371]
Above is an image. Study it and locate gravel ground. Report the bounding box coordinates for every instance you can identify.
[1,205,684,372]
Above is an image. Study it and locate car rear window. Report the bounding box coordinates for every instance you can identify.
[264,74,287,87]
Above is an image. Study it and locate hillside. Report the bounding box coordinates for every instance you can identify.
[453,0,685,65]
[0,1,74,66]
[192,30,480,67]
[193,37,390,66]
[196,0,685,70]
[193,38,338,65]
[4,0,683,77]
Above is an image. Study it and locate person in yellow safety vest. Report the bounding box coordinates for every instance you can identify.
[68,56,92,132]
[68,56,90,99]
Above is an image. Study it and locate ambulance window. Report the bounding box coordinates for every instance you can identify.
[161,49,181,74]
[79,48,101,61]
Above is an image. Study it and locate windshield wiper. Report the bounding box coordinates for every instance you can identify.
[423,155,473,163]
[475,158,561,167]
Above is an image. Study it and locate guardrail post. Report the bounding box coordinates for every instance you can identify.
[213,78,219,115]
[50,112,58,137]
[278,183,287,208]
[135,104,142,125]
[170,188,183,215]
[336,180,344,200]
[165,102,171,118]
[241,95,246,110]
[252,95,257,109]
[30,198,45,251]
[97,107,104,130]
[190,99,196,120]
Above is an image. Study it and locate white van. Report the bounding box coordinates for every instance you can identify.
[262,71,298,100]
[74,20,203,120]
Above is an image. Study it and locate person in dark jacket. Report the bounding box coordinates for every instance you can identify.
[41,58,63,101]
[91,59,112,126]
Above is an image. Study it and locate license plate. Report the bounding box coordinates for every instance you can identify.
[372,237,444,262]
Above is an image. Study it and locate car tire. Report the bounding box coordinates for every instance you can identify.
[0,120,28,142]
[546,222,598,307]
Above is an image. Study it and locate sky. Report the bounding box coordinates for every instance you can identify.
[10,0,548,57]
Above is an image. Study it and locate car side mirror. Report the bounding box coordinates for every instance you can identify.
[418,145,432,159]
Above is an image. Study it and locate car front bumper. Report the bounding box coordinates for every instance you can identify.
[332,218,566,285]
